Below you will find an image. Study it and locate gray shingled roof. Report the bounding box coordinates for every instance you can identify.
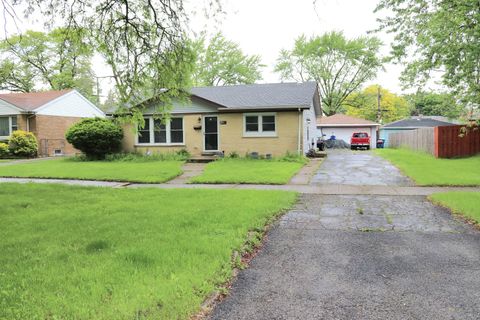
[191,82,318,109]
[383,117,456,128]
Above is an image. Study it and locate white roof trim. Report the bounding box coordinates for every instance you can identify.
[0,97,26,113]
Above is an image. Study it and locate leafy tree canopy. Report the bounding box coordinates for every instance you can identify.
[404,91,465,119]
[274,31,384,115]
[0,28,95,99]
[191,32,264,86]
[1,0,221,124]
[375,0,480,109]
[345,85,410,124]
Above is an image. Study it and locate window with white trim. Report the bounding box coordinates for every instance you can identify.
[0,116,18,138]
[137,117,184,145]
[243,113,277,137]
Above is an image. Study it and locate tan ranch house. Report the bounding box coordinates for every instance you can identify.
[0,90,105,156]
[118,82,321,157]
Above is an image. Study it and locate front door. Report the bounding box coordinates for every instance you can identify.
[204,116,218,151]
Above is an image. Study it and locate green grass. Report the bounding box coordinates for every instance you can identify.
[0,183,296,319]
[430,192,480,224]
[0,158,184,183]
[375,148,480,186]
[190,158,306,184]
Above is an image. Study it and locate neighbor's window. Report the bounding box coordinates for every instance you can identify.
[244,113,276,137]
[0,116,17,137]
[137,117,184,145]
[11,117,17,131]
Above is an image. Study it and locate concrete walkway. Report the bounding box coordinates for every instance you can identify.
[289,158,324,185]
[166,162,206,184]
[1,177,479,196]
[0,157,57,166]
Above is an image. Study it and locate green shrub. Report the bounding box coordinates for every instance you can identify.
[0,142,9,158]
[66,118,123,160]
[8,130,38,157]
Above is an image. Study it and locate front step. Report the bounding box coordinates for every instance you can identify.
[187,156,218,163]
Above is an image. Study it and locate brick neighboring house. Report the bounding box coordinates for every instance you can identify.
[0,90,105,156]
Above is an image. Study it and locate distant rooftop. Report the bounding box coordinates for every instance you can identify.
[317,114,379,126]
[383,117,456,129]
[0,90,73,111]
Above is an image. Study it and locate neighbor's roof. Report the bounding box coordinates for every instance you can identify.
[383,117,456,129]
[0,90,73,111]
[191,82,318,109]
[317,114,379,127]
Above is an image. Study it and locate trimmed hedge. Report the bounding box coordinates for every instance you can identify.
[66,118,123,159]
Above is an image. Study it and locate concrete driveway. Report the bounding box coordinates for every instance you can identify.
[311,150,413,186]
[209,150,480,320]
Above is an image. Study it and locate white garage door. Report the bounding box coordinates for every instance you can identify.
[317,127,377,149]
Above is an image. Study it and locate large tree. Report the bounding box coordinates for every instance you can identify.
[375,0,480,110]
[1,0,221,123]
[191,33,264,86]
[0,28,94,97]
[345,85,411,124]
[274,31,384,115]
[405,91,465,119]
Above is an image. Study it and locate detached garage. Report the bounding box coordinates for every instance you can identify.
[316,114,380,149]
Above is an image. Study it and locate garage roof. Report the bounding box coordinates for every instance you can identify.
[382,117,456,129]
[317,114,379,127]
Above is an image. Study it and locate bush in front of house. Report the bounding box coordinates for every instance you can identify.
[8,130,38,157]
[66,118,123,160]
[0,142,9,158]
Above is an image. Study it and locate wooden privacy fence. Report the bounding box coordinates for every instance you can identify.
[389,125,480,158]
[389,128,435,155]
[435,125,480,158]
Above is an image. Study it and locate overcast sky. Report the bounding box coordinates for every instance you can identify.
[190,0,404,93]
[1,0,407,95]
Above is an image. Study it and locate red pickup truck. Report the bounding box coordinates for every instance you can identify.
[350,132,371,150]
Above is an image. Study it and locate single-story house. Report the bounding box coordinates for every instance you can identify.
[0,89,104,156]
[316,114,380,149]
[380,116,456,147]
[117,82,321,157]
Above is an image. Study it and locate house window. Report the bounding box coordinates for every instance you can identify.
[0,116,17,138]
[137,117,184,145]
[153,119,167,143]
[170,118,183,143]
[243,113,277,137]
[138,118,151,144]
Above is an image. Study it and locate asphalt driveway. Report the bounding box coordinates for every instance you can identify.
[209,150,480,320]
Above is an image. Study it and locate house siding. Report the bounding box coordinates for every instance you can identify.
[34,115,83,156]
[122,111,302,157]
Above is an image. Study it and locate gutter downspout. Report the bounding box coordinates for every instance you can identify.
[297,108,302,155]
[26,112,35,132]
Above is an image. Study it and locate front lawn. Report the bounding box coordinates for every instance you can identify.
[375,148,480,186]
[0,183,296,319]
[430,192,480,224]
[0,157,184,183]
[191,158,306,184]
